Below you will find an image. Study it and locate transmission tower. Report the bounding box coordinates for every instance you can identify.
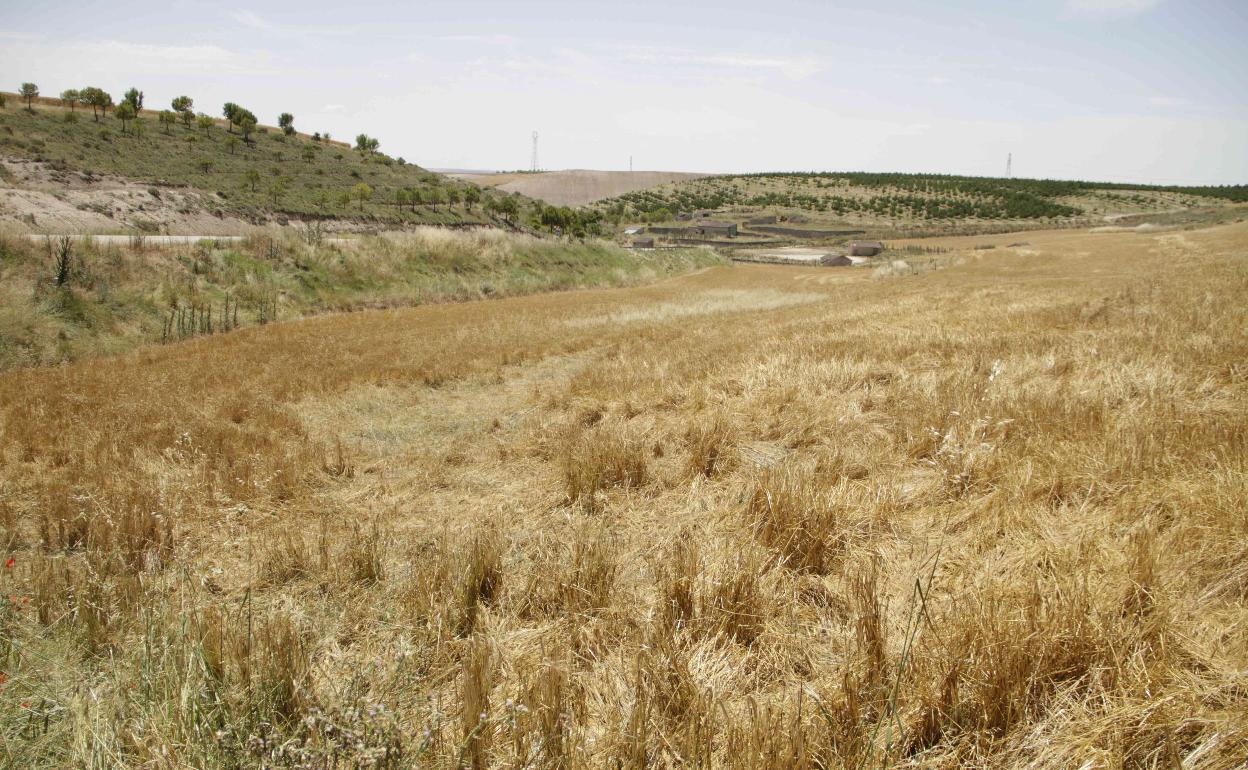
[530,131,539,172]
[1005,153,1012,179]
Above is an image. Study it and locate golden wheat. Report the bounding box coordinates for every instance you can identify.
[0,220,1245,767]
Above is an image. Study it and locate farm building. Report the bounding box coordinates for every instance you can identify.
[821,254,853,267]
[848,240,884,257]
[631,237,655,248]
[694,220,738,238]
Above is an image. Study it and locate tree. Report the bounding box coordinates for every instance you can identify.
[158,110,175,133]
[19,83,38,110]
[355,134,379,155]
[393,188,411,211]
[225,136,240,155]
[198,159,214,174]
[463,185,481,207]
[278,112,295,136]
[352,182,373,211]
[0,93,5,109]
[245,168,261,193]
[267,177,289,206]
[196,114,214,134]
[491,195,520,223]
[222,102,241,132]
[238,114,257,142]
[60,89,80,111]
[301,145,317,162]
[171,95,194,126]
[122,87,144,112]
[115,102,136,133]
[80,87,112,121]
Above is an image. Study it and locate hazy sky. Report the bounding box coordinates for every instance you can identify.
[3,0,1246,183]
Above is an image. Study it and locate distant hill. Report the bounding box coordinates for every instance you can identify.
[593,171,1248,237]
[448,169,710,206]
[0,91,537,233]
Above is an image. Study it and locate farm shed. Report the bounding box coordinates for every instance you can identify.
[821,254,853,266]
[848,240,884,257]
[631,237,655,248]
[694,220,738,238]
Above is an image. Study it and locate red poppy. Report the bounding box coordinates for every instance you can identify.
[0,672,8,685]
[3,558,12,570]
[20,702,29,709]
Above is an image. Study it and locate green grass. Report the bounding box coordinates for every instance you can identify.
[0,228,723,370]
[0,97,530,226]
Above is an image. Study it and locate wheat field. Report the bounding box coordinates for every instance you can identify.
[0,220,1245,768]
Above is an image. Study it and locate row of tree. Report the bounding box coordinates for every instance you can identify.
[14,83,314,144]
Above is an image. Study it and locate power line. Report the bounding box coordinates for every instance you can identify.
[530,131,539,172]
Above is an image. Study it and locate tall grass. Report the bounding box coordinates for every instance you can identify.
[0,226,721,370]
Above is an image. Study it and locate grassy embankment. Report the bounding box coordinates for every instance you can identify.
[0,221,1244,767]
[0,228,722,369]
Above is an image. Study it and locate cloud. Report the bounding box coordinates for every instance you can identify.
[891,122,932,136]
[694,54,824,80]
[1064,0,1163,18]
[622,48,825,80]
[614,105,759,138]
[231,10,272,30]
[1147,95,1181,107]
[928,75,952,86]
[438,34,518,45]
[321,104,346,113]
[75,40,271,72]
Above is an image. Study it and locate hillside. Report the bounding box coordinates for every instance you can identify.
[448,169,710,206]
[0,91,539,232]
[0,227,721,370]
[595,171,1248,241]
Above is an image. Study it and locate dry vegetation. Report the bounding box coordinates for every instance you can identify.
[0,221,1245,768]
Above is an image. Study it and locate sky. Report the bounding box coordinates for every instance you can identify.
[2,0,1246,184]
